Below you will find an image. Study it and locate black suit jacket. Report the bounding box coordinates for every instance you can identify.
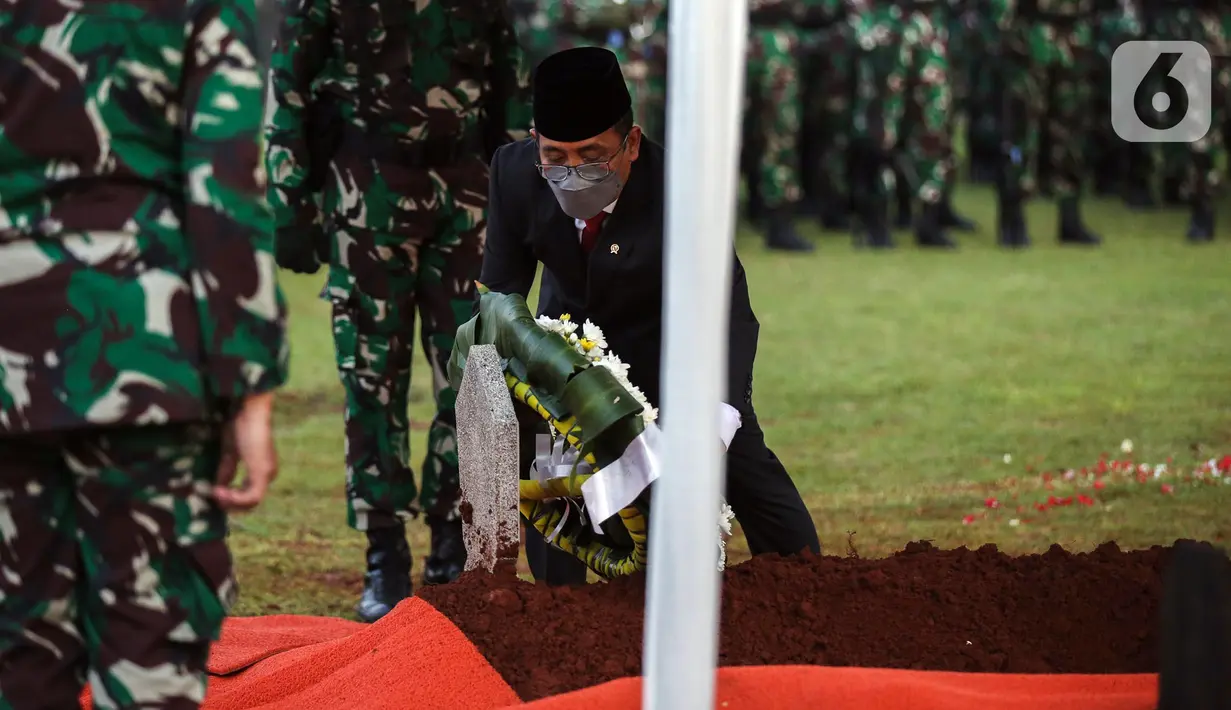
[478,137,760,412]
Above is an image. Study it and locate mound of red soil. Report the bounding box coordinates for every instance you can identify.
[419,541,1197,701]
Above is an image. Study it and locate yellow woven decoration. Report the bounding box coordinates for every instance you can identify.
[507,373,649,578]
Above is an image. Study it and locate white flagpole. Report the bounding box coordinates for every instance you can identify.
[642,0,749,707]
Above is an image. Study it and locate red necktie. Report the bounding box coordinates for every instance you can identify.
[580,212,607,252]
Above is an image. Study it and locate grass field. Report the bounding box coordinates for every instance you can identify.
[230,183,1231,618]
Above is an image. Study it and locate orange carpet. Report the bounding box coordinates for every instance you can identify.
[78,602,1160,709]
[519,667,1158,709]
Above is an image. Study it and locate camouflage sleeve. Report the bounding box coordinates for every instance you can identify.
[487,5,534,148]
[265,0,331,235]
[988,0,1014,28]
[184,0,290,404]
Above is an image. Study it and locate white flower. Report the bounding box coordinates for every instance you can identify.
[1003,454,1012,464]
[582,319,607,350]
[717,501,735,570]
[1009,518,1020,527]
[1120,439,1133,454]
[599,354,630,378]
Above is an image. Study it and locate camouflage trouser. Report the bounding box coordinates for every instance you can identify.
[325,159,487,532]
[641,9,669,144]
[1088,10,1142,182]
[745,26,802,209]
[600,38,645,129]
[1001,21,1095,198]
[0,423,232,710]
[801,24,854,206]
[1153,11,1230,202]
[965,11,1001,158]
[852,9,953,204]
[638,14,668,145]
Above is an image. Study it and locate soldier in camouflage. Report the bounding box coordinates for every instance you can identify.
[797,0,856,230]
[639,0,670,144]
[533,1,657,137]
[746,0,814,251]
[265,0,531,622]
[849,0,958,249]
[992,0,1102,248]
[1144,2,1228,241]
[509,0,568,67]
[1088,0,1150,206]
[963,0,1003,183]
[0,0,288,707]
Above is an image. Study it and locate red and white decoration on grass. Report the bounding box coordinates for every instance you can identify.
[963,439,1231,526]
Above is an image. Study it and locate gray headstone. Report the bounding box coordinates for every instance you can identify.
[456,344,521,574]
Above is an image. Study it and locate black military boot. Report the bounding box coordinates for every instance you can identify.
[356,525,412,623]
[915,201,957,248]
[1057,196,1101,245]
[996,180,1029,249]
[1187,198,1215,243]
[422,516,466,585]
[937,192,976,231]
[855,198,894,249]
[766,207,814,251]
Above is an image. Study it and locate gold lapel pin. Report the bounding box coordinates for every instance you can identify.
[610,244,620,254]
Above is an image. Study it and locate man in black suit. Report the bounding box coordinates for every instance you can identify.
[479,46,820,584]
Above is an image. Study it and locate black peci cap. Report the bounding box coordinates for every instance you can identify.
[532,46,632,143]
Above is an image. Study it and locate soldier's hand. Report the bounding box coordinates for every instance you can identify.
[275,229,323,275]
[214,392,279,511]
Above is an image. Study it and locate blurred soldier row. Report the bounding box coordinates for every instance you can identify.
[510,0,1229,252]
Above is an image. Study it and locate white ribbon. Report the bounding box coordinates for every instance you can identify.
[531,435,593,481]
[583,423,664,533]
[531,404,744,536]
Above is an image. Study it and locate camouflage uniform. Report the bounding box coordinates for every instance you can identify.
[1146,3,1229,240]
[543,1,654,129]
[265,0,530,613]
[964,0,1003,182]
[0,0,288,706]
[1089,0,1146,202]
[992,0,1101,247]
[746,0,813,250]
[638,1,669,144]
[849,0,957,248]
[798,0,856,229]
[509,0,566,66]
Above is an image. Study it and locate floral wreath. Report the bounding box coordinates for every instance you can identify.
[449,285,735,578]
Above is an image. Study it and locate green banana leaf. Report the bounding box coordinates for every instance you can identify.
[449,286,648,468]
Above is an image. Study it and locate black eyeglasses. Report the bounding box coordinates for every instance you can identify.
[535,136,628,182]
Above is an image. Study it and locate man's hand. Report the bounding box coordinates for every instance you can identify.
[275,228,323,274]
[214,392,278,511]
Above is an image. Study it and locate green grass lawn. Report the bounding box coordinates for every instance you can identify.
[230,182,1231,618]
